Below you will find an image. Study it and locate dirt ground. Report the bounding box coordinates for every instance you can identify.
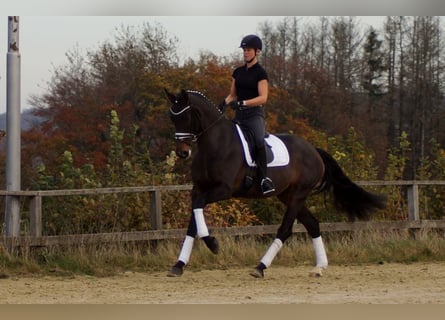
[1,262,444,304]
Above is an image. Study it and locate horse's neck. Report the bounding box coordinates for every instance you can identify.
[195,116,234,151]
[190,99,224,132]
[189,95,235,149]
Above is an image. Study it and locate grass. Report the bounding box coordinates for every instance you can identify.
[1,229,444,277]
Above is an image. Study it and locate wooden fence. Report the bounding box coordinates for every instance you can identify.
[1,181,445,247]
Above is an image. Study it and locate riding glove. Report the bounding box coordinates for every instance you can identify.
[218,99,227,112]
[229,100,245,110]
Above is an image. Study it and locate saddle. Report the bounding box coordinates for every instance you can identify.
[234,124,289,168]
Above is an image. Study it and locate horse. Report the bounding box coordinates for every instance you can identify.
[164,88,386,278]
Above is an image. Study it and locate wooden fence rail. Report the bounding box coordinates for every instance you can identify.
[1,181,445,247]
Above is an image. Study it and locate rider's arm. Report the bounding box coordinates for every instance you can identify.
[224,78,237,104]
[243,79,268,107]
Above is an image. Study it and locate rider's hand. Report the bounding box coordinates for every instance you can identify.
[229,100,244,110]
[218,99,227,112]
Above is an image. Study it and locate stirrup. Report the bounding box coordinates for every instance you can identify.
[261,177,275,195]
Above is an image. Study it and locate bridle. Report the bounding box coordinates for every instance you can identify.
[169,104,195,143]
[169,102,224,144]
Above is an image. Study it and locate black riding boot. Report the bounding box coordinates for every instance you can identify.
[255,146,275,195]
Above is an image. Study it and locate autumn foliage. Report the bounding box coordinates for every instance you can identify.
[1,18,445,235]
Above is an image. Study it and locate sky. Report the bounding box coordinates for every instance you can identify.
[1,0,444,114]
[0,16,390,114]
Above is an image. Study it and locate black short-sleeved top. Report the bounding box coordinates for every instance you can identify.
[232,62,268,102]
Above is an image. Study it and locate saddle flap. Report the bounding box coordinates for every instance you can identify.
[235,124,290,168]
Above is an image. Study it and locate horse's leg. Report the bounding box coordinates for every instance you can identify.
[250,197,302,278]
[297,206,328,277]
[167,212,197,277]
[193,207,219,253]
[168,190,222,277]
[190,189,223,254]
[168,209,219,277]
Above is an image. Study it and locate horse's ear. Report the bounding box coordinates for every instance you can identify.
[178,89,189,105]
[164,88,176,104]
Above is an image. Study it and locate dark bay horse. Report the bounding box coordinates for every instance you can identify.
[165,89,386,278]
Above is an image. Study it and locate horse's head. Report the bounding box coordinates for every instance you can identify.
[165,88,194,159]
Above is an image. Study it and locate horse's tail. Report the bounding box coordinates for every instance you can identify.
[316,148,386,221]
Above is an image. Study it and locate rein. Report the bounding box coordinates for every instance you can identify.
[193,112,225,141]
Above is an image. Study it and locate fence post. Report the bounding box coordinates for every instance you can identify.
[407,183,419,221]
[150,190,162,230]
[5,16,22,240]
[30,195,42,238]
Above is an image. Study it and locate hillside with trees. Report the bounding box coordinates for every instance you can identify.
[1,17,444,235]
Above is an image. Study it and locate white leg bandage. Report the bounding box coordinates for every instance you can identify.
[312,236,328,268]
[194,208,209,238]
[260,238,283,268]
[178,235,195,265]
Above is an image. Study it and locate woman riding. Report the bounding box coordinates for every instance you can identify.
[220,34,275,195]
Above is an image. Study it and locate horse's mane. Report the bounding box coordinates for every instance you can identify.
[186,90,223,114]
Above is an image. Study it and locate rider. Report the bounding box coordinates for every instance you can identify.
[220,34,275,195]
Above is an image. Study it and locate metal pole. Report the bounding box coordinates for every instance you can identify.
[5,16,21,238]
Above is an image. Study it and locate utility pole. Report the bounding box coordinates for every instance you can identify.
[5,16,21,240]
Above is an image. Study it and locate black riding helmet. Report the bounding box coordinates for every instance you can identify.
[239,34,263,51]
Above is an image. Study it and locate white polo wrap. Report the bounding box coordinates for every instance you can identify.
[260,238,283,268]
[178,235,195,265]
[194,208,209,238]
[312,236,328,268]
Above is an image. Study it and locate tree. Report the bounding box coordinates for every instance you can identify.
[404,17,444,178]
[383,17,445,179]
[25,22,180,176]
[360,27,388,168]
[362,27,386,98]
[329,17,362,90]
[14,17,445,192]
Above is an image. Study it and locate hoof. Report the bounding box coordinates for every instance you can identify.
[167,265,184,277]
[309,266,326,277]
[204,236,219,254]
[249,268,264,279]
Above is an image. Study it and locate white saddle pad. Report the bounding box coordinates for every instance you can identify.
[235,124,290,167]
